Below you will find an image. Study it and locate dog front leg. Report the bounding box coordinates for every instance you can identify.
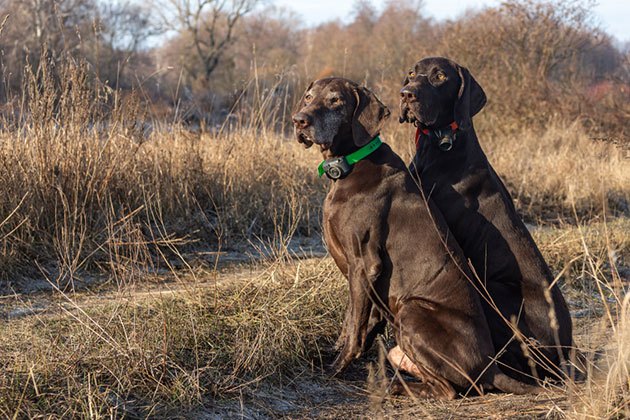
[331,247,382,374]
[335,301,384,352]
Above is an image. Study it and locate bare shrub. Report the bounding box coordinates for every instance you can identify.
[0,55,323,282]
[435,0,628,138]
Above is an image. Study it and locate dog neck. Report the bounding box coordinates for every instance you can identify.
[415,121,459,152]
[413,124,490,177]
[322,125,355,159]
[318,136,383,180]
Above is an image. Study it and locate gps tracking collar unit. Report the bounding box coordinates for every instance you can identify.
[318,136,383,180]
[415,121,459,152]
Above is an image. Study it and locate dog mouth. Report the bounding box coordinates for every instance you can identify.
[296,130,332,151]
[399,102,436,127]
[297,131,314,148]
[399,105,417,124]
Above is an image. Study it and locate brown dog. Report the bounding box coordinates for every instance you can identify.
[292,77,540,399]
[399,57,575,381]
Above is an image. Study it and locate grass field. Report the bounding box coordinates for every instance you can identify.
[0,219,628,417]
[0,63,628,418]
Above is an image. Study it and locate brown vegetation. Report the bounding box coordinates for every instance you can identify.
[0,220,627,417]
[0,0,628,418]
[1,0,628,136]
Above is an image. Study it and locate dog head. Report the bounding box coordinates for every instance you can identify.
[292,77,390,156]
[399,57,486,131]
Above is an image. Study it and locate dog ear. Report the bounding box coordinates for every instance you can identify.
[352,86,391,147]
[454,66,486,131]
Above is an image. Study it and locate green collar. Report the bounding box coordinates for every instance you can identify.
[317,136,383,177]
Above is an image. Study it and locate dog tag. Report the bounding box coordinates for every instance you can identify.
[438,136,453,152]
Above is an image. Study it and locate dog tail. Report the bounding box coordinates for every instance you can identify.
[490,371,543,395]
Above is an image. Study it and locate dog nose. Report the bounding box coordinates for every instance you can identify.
[400,87,416,101]
[292,112,312,129]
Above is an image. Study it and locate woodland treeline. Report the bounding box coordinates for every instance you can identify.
[0,0,627,136]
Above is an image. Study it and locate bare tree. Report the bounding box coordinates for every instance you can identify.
[0,0,97,98]
[97,2,158,53]
[91,1,160,85]
[155,0,260,84]
[0,0,95,56]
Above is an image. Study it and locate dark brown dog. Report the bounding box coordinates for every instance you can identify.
[399,57,574,381]
[292,77,540,399]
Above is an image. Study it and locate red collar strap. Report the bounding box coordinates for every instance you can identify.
[415,121,459,149]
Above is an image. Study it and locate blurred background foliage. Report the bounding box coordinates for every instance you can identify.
[0,0,627,138]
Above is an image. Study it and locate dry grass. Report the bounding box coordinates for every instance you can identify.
[482,121,630,222]
[571,293,629,419]
[0,59,324,284]
[0,259,346,417]
[0,222,627,418]
[384,118,630,223]
[1,58,628,282]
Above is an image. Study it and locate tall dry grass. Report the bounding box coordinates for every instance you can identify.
[1,56,628,283]
[0,221,627,417]
[481,120,630,222]
[572,293,629,419]
[0,57,324,284]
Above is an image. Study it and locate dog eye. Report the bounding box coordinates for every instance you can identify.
[330,97,340,104]
[304,94,313,102]
[408,71,416,78]
[436,72,447,82]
